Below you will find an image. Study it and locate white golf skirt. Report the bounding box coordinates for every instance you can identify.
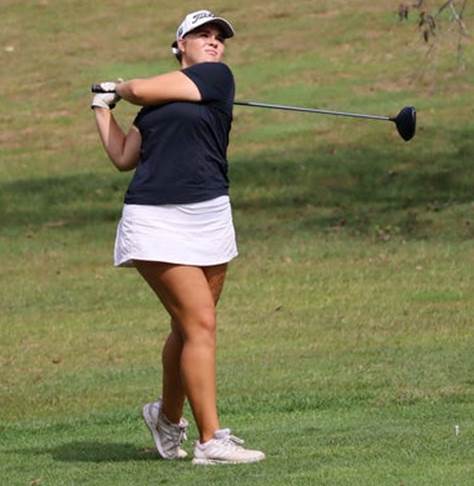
[114,195,238,267]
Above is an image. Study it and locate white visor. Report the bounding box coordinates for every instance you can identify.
[171,10,235,55]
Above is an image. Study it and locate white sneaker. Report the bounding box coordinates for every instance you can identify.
[142,400,189,459]
[192,428,265,465]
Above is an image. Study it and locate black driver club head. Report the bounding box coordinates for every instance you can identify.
[391,106,416,141]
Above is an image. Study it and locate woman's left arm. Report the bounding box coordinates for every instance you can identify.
[116,71,201,106]
[94,108,141,172]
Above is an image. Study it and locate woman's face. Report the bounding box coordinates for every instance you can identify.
[178,24,226,67]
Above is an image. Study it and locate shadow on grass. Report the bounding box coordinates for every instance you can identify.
[1,131,473,239]
[13,441,162,463]
[0,173,127,231]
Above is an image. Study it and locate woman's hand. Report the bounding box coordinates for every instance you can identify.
[91,80,123,109]
[91,92,121,110]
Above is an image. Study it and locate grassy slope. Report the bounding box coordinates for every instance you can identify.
[1,0,473,484]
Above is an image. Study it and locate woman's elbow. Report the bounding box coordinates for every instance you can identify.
[116,161,136,172]
[109,155,136,172]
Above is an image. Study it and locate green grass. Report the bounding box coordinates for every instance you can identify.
[1,0,474,484]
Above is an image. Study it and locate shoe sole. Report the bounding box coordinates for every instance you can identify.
[192,456,265,466]
[142,404,187,460]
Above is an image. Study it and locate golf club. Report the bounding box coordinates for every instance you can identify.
[91,84,416,141]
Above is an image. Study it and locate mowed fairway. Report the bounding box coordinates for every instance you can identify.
[1,0,474,484]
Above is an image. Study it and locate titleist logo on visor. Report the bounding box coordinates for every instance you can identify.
[192,12,215,24]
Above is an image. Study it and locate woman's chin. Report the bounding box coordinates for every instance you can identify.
[200,54,221,63]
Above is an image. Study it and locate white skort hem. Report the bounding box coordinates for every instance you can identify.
[114,196,238,268]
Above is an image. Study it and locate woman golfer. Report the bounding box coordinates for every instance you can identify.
[92,10,265,465]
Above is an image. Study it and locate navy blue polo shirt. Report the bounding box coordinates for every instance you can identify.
[124,62,235,205]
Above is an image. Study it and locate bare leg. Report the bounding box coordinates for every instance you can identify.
[161,264,227,423]
[161,323,185,423]
[135,261,228,442]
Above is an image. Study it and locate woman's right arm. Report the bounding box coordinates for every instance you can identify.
[93,107,141,172]
[116,71,201,106]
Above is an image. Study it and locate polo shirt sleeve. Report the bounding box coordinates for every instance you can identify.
[133,107,146,130]
[182,62,235,113]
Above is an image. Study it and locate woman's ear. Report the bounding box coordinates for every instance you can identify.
[177,38,186,54]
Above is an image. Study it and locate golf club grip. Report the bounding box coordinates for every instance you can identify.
[91,84,116,93]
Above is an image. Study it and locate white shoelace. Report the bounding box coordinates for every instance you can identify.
[177,424,188,445]
[217,429,245,449]
[159,414,188,446]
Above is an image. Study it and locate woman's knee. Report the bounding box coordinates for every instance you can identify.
[180,307,217,341]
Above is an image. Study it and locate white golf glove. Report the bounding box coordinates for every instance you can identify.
[91,92,121,110]
[91,80,123,110]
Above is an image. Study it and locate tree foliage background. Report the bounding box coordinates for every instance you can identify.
[398,0,471,68]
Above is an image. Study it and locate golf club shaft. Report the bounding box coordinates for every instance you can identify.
[91,85,393,122]
[234,101,392,122]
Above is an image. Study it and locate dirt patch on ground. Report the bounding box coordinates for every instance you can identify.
[314,10,342,19]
